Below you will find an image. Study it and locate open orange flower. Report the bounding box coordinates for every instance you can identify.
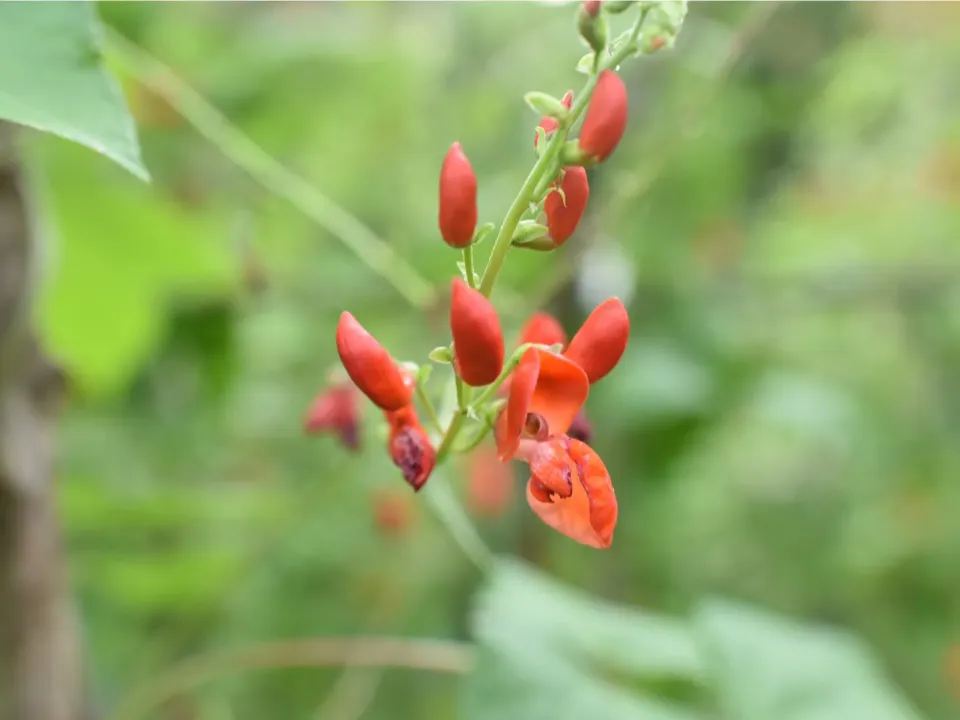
[494,297,629,548]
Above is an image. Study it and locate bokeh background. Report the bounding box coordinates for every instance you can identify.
[23,1,960,718]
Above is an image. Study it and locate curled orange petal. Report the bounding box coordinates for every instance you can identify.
[525,436,617,549]
[563,297,629,384]
[517,312,567,349]
[495,348,539,461]
[528,349,589,437]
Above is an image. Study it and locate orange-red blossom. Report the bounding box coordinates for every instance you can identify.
[495,298,629,548]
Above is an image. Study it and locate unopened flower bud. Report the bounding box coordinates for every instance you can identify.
[450,279,505,387]
[578,70,628,164]
[543,166,590,247]
[534,90,574,150]
[438,142,478,249]
[336,312,413,411]
[578,2,609,54]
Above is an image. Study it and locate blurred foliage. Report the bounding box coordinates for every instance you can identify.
[3,1,960,718]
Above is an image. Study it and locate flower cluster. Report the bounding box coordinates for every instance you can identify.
[305,0,686,549]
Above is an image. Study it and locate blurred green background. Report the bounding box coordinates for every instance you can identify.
[20,1,960,718]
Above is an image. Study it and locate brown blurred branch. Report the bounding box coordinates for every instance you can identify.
[110,636,475,720]
[0,124,84,719]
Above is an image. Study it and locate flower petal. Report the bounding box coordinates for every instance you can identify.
[517,312,568,349]
[525,436,617,549]
[495,347,539,461]
[528,349,589,437]
[563,297,629,384]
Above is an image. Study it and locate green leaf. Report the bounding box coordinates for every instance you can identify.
[463,558,710,720]
[28,138,236,397]
[0,2,147,180]
[429,347,453,365]
[694,599,927,720]
[523,91,569,120]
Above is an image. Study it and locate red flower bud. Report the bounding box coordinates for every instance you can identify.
[438,142,478,249]
[450,278,505,387]
[579,70,628,163]
[303,381,362,450]
[544,166,590,247]
[534,90,574,149]
[386,407,436,492]
[564,297,629,383]
[336,312,413,411]
[583,0,602,18]
[517,312,567,349]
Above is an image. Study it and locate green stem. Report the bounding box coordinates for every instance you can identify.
[103,28,434,309]
[421,474,495,571]
[436,374,468,462]
[471,343,534,408]
[462,245,476,289]
[415,384,443,436]
[476,7,649,300]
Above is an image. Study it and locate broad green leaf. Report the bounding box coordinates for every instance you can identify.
[28,138,237,397]
[694,599,927,720]
[463,558,710,720]
[0,2,147,180]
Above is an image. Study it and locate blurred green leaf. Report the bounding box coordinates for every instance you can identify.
[463,558,709,720]
[695,599,927,720]
[29,139,237,397]
[0,2,147,180]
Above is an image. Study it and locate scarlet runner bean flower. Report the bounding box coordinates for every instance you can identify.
[336,312,413,411]
[578,69,628,164]
[385,404,436,492]
[450,278,505,387]
[543,166,590,247]
[303,380,362,451]
[495,297,629,548]
[534,90,574,150]
[438,142,478,249]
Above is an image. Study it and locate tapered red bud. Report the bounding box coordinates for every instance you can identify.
[583,1,602,17]
[564,297,629,383]
[579,70,628,163]
[336,312,413,411]
[439,142,478,249]
[534,90,574,149]
[450,279,505,387]
[544,166,590,247]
